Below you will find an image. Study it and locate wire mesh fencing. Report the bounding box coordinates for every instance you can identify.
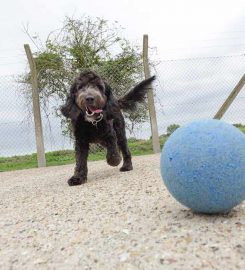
[154,54,245,136]
[0,75,74,158]
[0,69,150,158]
[0,75,35,157]
[0,54,244,160]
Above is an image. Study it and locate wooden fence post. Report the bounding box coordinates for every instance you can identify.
[143,35,161,153]
[24,44,46,167]
[214,73,245,119]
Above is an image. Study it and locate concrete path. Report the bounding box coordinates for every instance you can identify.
[0,154,244,270]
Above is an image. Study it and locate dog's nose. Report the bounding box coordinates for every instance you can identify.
[86,96,95,103]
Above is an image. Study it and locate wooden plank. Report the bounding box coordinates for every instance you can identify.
[143,35,161,153]
[24,44,46,167]
[214,73,245,120]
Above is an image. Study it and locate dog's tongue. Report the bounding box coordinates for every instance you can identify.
[88,107,103,114]
[94,109,103,113]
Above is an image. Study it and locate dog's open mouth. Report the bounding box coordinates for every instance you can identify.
[86,106,103,116]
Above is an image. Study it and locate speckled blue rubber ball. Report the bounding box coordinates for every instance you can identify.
[160,119,245,214]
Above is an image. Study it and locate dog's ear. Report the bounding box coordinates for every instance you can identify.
[60,83,81,121]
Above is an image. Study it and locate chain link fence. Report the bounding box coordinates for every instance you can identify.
[0,69,150,158]
[154,54,245,136]
[0,55,244,158]
[0,75,74,157]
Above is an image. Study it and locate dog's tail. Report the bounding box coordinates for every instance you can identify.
[118,76,156,111]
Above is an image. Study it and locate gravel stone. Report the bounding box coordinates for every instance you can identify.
[0,154,244,269]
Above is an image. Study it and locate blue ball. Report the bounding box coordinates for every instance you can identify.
[160,119,245,214]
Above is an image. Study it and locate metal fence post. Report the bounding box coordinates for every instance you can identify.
[143,35,161,153]
[24,44,46,167]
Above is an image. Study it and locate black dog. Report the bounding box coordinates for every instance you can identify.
[61,71,155,186]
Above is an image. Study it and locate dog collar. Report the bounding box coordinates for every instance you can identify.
[91,113,103,126]
[85,112,103,127]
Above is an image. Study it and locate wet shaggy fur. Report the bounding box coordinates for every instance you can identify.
[61,71,155,186]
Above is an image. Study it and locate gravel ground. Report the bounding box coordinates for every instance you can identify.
[0,154,244,270]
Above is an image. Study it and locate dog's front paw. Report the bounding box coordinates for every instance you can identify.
[120,161,133,172]
[106,152,122,167]
[67,176,87,186]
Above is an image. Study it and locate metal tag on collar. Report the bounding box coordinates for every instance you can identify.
[91,113,103,127]
[92,120,98,127]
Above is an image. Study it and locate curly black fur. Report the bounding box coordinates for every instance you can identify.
[61,70,155,186]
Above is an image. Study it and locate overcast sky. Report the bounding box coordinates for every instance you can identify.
[1,0,245,75]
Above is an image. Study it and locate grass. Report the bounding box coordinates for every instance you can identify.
[239,126,245,133]
[0,136,168,172]
[1,124,244,172]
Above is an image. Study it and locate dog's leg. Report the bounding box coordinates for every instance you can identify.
[104,131,122,167]
[118,140,133,172]
[117,138,133,172]
[68,140,89,186]
[113,116,133,172]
